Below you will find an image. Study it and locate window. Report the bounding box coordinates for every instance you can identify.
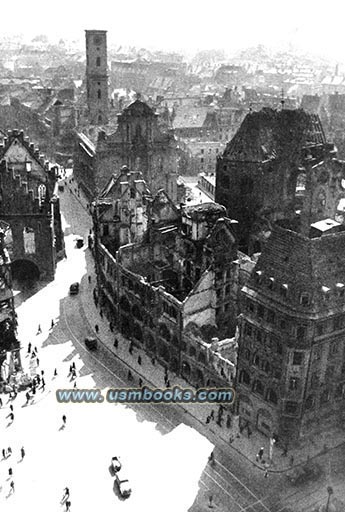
[253,380,264,395]
[296,326,306,340]
[285,401,298,414]
[289,377,298,390]
[258,305,265,318]
[201,149,204,154]
[280,284,288,298]
[300,293,310,306]
[240,370,250,385]
[96,56,101,66]
[292,351,303,365]
[267,389,278,404]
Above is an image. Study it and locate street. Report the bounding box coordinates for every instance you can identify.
[0,177,344,512]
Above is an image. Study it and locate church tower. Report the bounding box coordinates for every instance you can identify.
[85,30,109,125]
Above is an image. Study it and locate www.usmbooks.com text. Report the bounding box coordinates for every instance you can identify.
[56,386,235,404]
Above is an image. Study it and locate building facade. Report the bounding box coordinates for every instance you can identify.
[0,129,64,281]
[215,108,345,254]
[85,30,109,125]
[237,221,345,443]
[0,221,21,388]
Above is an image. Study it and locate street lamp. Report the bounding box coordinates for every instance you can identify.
[326,486,333,512]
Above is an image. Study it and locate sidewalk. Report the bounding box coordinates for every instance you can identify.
[69,172,345,476]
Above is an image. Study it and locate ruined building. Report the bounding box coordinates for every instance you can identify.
[215,108,345,254]
[0,221,21,386]
[237,220,345,442]
[0,130,65,282]
[92,169,253,402]
[74,99,179,201]
[85,30,109,125]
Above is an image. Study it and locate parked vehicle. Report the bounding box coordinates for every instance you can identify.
[69,282,79,295]
[111,456,122,473]
[115,471,131,498]
[84,337,98,350]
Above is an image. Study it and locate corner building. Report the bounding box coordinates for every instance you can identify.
[237,221,345,443]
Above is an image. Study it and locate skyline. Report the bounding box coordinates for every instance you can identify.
[1,0,344,62]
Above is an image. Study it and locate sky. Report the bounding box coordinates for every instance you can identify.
[3,0,345,60]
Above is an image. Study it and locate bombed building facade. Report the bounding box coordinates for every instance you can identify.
[215,108,345,254]
[0,130,65,282]
[92,169,253,403]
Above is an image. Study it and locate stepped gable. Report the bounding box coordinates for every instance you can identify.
[0,129,49,171]
[249,222,345,312]
[223,108,326,163]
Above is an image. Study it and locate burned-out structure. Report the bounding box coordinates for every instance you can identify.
[0,130,65,282]
[215,108,345,254]
[92,169,252,396]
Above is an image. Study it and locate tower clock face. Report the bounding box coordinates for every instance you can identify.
[94,36,102,45]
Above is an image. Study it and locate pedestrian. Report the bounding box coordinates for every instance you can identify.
[66,500,71,511]
[20,447,25,460]
[54,368,58,377]
[73,381,77,389]
[208,495,213,508]
[41,370,44,377]
[72,362,76,370]
[69,365,73,375]
[206,416,210,424]
[37,325,42,334]
[41,378,45,391]
[62,414,66,426]
[9,412,14,423]
[128,370,133,381]
[26,391,31,404]
[27,342,31,354]
[88,275,91,284]
[63,487,70,499]
[0,396,2,407]
[129,343,133,355]
[72,369,76,380]
[7,447,12,456]
[2,448,5,459]
[51,319,55,329]
[139,378,143,387]
[151,357,155,365]
[95,324,99,334]
[8,467,13,477]
[138,355,142,365]
[113,338,118,348]
[229,436,234,444]
[264,469,268,478]
[166,379,170,388]
[36,357,40,367]
[10,404,13,412]
[36,374,41,385]
[100,309,103,319]
[10,480,14,493]
[210,410,214,420]
[290,455,294,466]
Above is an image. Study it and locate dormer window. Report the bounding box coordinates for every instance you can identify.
[336,282,345,298]
[300,292,310,306]
[321,286,331,300]
[281,283,288,298]
[268,277,275,290]
[255,270,263,284]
